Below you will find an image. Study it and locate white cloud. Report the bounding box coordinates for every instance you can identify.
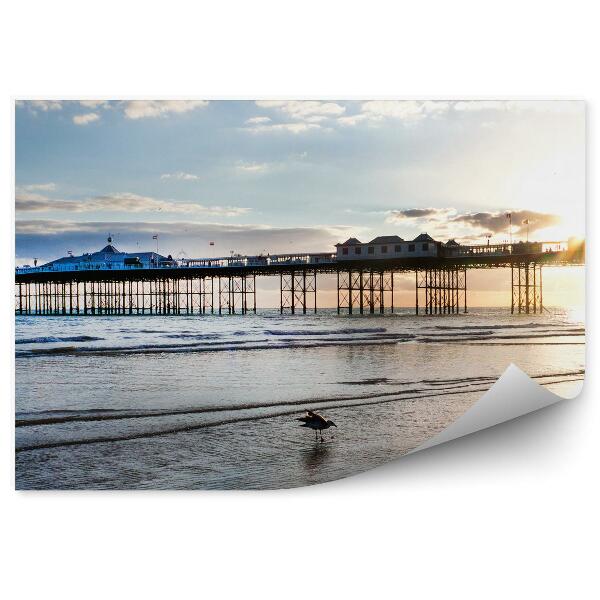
[20,183,56,192]
[122,100,209,120]
[453,100,507,112]
[362,100,425,120]
[30,100,63,111]
[245,116,271,125]
[15,191,248,217]
[255,100,346,121]
[17,100,63,113]
[452,100,581,114]
[339,100,451,126]
[236,161,270,173]
[422,100,451,115]
[73,112,100,125]
[245,101,341,135]
[245,122,323,134]
[79,100,110,109]
[337,113,371,126]
[160,172,200,181]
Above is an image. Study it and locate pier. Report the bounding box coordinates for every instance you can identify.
[15,236,585,316]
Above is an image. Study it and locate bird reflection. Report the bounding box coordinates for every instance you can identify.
[303,441,330,471]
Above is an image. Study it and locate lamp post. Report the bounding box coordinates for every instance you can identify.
[523,219,530,242]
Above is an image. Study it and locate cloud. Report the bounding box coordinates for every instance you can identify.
[16,220,361,262]
[453,101,508,112]
[339,100,451,126]
[17,100,63,113]
[336,99,579,128]
[384,207,562,243]
[19,183,56,192]
[15,191,248,217]
[235,161,270,173]
[122,100,209,120]
[255,100,345,120]
[386,207,456,222]
[160,172,200,181]
[450,210,561,235]
[79,100,110,109]
[244,122,323,134]
[453,100,581,114]
[361,100,425,121]
[73,112,100,125]
[245,116,271,125]
[18,99,211,121]
[337,113,370,127]
[245,101,345,133]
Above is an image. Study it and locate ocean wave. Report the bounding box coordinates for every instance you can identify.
[264,327,388,336]
[433,323,564,331]
[17,369,584,428]
[15,335,104,345]
[420,332,585,343]
[15,374,584,452]
[17,337,405,358]
[16,382,497,438]
[161,333,221,340]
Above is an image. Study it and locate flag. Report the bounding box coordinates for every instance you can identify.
[209,241,215,246]
[522,219,529,225]
[152,235,158,239]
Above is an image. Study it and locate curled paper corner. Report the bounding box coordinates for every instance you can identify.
[410,364,570,454]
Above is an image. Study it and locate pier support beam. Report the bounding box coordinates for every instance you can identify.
[336,270,393,315]
[280,270,317,314]
[511,262,542,314]
[416,267,467,315]
[219,275,256,314]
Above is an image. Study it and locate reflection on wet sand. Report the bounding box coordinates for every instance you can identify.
[303,441,331,472]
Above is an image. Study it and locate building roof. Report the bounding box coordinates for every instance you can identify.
[336,237,362,246]
[99,243,120,253]
[42,239,167,267]
[368,235,404,244]
[413,233,435,242]
[445,239,460,246]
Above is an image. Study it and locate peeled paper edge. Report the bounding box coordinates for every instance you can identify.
[409,363,566,454]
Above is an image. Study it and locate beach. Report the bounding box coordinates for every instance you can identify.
[15,307,584,489]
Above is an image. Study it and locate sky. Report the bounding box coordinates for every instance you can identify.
[14,99,585,308]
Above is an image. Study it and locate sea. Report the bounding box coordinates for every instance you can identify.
[15,307,585,490]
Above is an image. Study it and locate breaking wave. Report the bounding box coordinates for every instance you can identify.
[14,369,585,452]
[15,335,104,345]
[264,327,388,336]
[16,337,408,357]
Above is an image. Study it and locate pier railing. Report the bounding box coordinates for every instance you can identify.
[15,252,338,275]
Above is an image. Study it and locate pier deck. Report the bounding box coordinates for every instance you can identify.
[15,242,584,316]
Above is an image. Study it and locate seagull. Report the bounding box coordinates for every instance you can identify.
[297,410,337,442]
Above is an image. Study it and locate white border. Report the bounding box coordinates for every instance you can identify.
[2,2,597,599]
